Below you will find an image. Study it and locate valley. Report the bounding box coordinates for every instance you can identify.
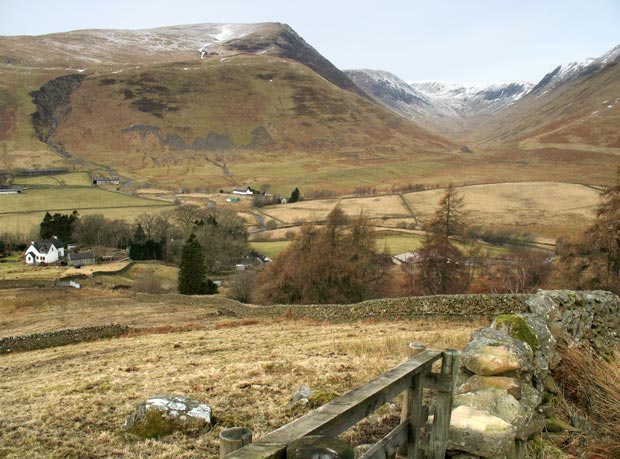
[1,20,619,459]
[1,23,618,199]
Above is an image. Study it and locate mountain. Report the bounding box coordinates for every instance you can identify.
[471,44,620,153]
[0,23,455,193]
[531,44,620,94]
[345,44,620,184]
[345,69,533,134]
[409,80,534,118]
[0,23,367,98]
[1,24,618,193]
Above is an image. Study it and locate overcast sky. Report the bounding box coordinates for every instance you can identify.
[2,0,619,85]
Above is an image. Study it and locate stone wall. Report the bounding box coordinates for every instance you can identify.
[0,324,129,354]
[443,290,620,458]
[223,293,529,321]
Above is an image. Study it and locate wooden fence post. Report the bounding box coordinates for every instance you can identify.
[430,349,459,459]
[220,427,253,458]
[399,342,427,458]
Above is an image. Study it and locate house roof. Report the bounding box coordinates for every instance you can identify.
[68,252,96,260]
[33,238,63,252]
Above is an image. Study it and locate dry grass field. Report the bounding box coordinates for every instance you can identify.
[253,181,600,244]
[260,195,412,224]
[403,182,600,240]
[0,288,486,459]
[0,260,133,283]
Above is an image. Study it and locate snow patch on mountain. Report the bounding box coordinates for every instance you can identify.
[35,23,271,64]
[344,69,434,121]
[409,80,534,117]
[532,44,620,93]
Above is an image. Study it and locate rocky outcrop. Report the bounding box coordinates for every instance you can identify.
[444,290,620,458]
[123,395,212,439]
[31,73,86,142]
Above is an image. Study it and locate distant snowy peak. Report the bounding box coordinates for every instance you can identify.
[596,44,620,65]
[408,81,481,99]
[346,70,534,131]
[345,69,431,106]
[532,44,620,93]
[410,80,533,102]
[408,80,534,116]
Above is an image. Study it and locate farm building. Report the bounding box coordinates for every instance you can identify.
[227,196,241,203]
[0,186,23,195]
[92,176,120,185]
[232,187,254,195]
[67,252,96,267]
[24,237,65,264]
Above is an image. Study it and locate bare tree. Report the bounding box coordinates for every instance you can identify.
[254,205,393,304]
[173,204,204,237]
[493,248,551,293]
[228,269,256,303]
[559,168,620,294]
[427,184,467,239]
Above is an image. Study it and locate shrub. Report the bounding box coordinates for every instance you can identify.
[554,344,620,458]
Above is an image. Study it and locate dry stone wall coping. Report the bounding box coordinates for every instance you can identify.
[0,324,129,354]
[224,294,529,321]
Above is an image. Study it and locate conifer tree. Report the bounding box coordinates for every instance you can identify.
[178,233,217,295]
[289,187,301,203]
[415,184,472,295]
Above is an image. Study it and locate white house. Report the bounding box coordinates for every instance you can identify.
[24,237,65,265]
[232,187,254,195]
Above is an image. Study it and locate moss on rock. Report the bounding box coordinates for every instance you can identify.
[493,314,540,352]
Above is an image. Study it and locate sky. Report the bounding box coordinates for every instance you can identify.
[1,0,619,85]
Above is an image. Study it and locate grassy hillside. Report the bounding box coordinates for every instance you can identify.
[41,56,450,190]
[470,62,620,156]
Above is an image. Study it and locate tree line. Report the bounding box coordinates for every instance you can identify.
[229,170,620,303]
[30,205,249,271]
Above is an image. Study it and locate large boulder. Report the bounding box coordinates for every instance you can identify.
[454,388,521,425]
[491,313,560,377]
[460,328,533,376]
[447,405,516,457]
[123,395,212,439]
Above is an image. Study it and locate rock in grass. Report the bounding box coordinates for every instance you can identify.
[290,385,315,406]
[123,394,212,439]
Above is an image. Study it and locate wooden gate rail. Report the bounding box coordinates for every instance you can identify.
[223,349,459,459]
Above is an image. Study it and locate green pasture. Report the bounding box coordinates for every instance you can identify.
[250,240,291,259]
[0,187,174,236]
[0,187,171,214]
[13,172,92,187]
[94,262,179,291]
[377,232,425,254]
